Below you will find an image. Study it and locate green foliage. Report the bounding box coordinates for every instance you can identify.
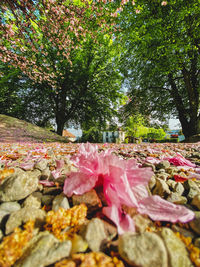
[124,113,166,140]
[80,126,102,143]
[147,128,166,140]
[0,63,25,118]
[124,114,148,137]
[118,0,200,137]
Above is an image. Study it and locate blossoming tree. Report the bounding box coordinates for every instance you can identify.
[0,0,122,134]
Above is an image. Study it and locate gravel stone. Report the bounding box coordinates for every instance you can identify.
[84,218,107,252]
[159,228,192,267]
[52,193,70,211]
[118,232,168,267]
[15,232,71,267]
[0,169,40,202]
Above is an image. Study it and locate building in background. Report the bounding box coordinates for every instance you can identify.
[102,129,125,143]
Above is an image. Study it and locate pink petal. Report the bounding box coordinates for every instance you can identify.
[20,162,35,170]
[127,167,154,187]
[166,153,196,168]
[39,180,55,187]
[103,165,138,207]
[73,144,100,176]
[145,157,161,164]
[103,205,135,235]
[51,169,62,179]
[138,195,194,223]
[188,171,200,179]
[56,159,65,170]
[131,184,149,202]
[63,172,97,197]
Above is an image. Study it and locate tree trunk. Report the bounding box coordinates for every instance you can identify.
[168,73,200,138]
[54,85,67,136]
[56,112,65,136]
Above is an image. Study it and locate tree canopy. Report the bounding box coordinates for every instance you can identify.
[0,0,199,138]
[0,0,124,134]
[118,0,200,137]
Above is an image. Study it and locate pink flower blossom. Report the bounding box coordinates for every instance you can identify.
[161,1,167,6]
[63,143,194,234]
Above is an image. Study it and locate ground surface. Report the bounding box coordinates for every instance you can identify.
[0,114,68,143]
[0,115,200,266]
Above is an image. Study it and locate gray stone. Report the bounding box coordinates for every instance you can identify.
[52,193,70,211]
[191,194,200,210]
[0,201,21,212]
[148,175,156,190]
[72,189,102,212]
[41,195,54,206]
[102,220,117,241]
[6,206,46,234]
[167,179,178,189]
[156,160,170,170]
[171,225,195,239]
[40,168,51,180]
[142,162,156,172]
[166,167,179,176]
[84,218,107,252]
[133,214,153,233]
[157,168,166,173]
[184,180,200,200]
[152,178,171,198]
[118,232,168,267]
[31,192,43,202]
[159,228,192,267]
[14,232,71,267]
[22,194,41,209]
[174,182,185,195]
[156,172,170,181]
[0,201,21,222]
[0,169,41,202]
[167,192,187,205]
[189,211,200,235]
[0,209,9,223]
[34,159,48,171]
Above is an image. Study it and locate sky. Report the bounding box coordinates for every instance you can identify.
[67,128,82,137]
[168,119,181,130]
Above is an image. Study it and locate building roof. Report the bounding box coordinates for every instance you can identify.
[62,129,76,138]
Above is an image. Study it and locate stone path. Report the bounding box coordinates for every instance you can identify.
[0,142,200,266]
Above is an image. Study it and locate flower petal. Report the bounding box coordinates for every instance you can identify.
[39,180,55,187]
[103,205,135,235]
[63,172,97,197]
[138,195,194,223]
[103,165,138,207]
[166,153,196,168]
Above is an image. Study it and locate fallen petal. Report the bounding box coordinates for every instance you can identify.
[63,172,97,197]
[138,195,195,223]
[103,205,135,235]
